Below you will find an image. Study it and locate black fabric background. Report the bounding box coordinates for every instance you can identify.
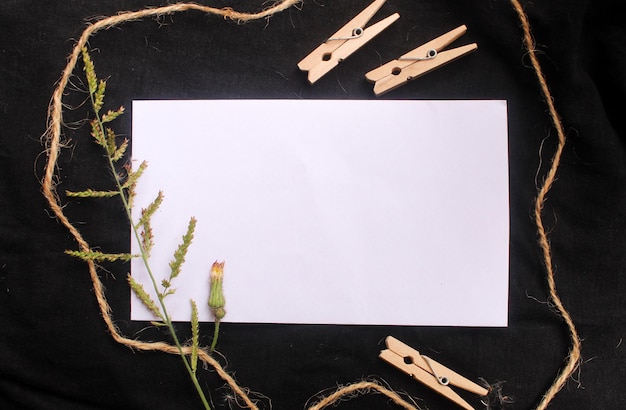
[1,1,625,409]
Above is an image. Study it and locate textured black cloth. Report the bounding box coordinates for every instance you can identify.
[1,1,625,409]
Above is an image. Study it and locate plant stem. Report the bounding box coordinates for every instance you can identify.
[210,320,220,353]
[90,94,211,410]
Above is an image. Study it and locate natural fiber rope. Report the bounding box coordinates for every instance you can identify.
[306,381,418,410]
[40,1,580,409]
[509,1,582,409]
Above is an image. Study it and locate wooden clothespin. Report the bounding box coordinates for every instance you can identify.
[380,336,488,410]
[365,25,478,96]
[298,0,399,84]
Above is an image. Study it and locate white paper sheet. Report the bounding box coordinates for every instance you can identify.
[130,99,509,326]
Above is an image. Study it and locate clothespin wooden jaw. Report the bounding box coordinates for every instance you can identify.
[380,336,488,410]
[365,25,478,96]
[298,0,399,84]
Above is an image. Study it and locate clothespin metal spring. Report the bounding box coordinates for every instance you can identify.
[399,49,438,61]
[329,27,365,41]
[423,355,450,386]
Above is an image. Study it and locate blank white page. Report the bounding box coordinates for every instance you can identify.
[130,99,509,326]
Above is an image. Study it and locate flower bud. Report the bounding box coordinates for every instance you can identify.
[208,261,226,320]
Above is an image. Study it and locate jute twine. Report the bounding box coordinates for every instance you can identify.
[40,1,580,408]
[509,1,582,408]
